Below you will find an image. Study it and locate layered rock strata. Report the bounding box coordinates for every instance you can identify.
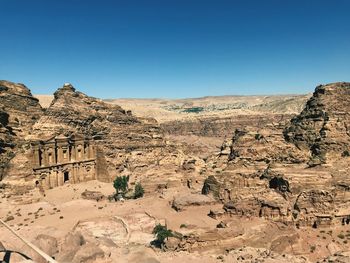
[1,82,180,191]
[0,80,43,180]
[203,82,350,228]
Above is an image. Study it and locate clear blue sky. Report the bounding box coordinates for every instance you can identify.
[1,0,349,98]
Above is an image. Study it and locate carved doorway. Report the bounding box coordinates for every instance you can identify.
[64,171,70,183]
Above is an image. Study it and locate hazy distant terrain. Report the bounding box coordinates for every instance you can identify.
[35,93,310,123]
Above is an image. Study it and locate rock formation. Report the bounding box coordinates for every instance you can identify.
[161,113,295,138]
[0,82,174,192]
[2,80,349,263]
[0,80,43,180]
[284,82,350,165]
[203,82,350,228]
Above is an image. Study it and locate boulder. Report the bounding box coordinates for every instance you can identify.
[81,190,105,202]
[72,243,105,263]
[164,237,181,251]
[172,193,216,211]
[33,234,58,257]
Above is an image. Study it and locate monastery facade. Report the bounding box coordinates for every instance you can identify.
[31,134,96,189]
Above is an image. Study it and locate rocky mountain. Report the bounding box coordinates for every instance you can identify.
[32,83,168,182]
[1,80,349,263]
[0,80,43,180]
[284,82,350,165]
[2,82,172,185]
[203,82,350,230]
[1,81,199,202]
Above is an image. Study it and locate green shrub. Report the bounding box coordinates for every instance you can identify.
[113,175,129,196]
[152,224,173,248]
[134,182,144,199]
[180,224,187,228]
[183,107,204,113]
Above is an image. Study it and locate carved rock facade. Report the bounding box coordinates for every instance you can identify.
[31,134,97,189]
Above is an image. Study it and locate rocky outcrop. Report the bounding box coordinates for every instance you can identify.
[0,80,43,130]
[81,190,106,201]
[35,83,140,136]
[225,246,310,263]
[33,234,59,258]
[171,193,216,211]
[0,80,43,180]
[284,82,350,165]
[322,251,350,263]
[202,82,350,227]
[31,83,165,182]
[1,82,169,186]
[161,114,295,138]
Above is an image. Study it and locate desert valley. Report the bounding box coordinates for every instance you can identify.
[0,80,349,263]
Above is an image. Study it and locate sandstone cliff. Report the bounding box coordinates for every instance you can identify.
[203,82,350,228]
[24,83,165,183]
[2,82,192,192]
[0,80,43,180]
[284,82,350,165]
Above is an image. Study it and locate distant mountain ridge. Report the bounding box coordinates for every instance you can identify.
[35,93,311,123]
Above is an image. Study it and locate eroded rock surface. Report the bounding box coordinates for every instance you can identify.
[284,82,350,165]
[203,82,350,228]
[0,80,43,180]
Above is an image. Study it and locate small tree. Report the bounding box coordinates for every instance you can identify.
[134,182,144,199]
[152,224,173,248]
[113,175,129,196]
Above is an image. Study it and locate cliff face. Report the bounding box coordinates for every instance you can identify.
[0,80,43,130]
[35,83,140,136]
[204,82,350,227]
[284,82,350,165]
[161,114,295,138]
[0,80,43,179]
[26,83,166,182]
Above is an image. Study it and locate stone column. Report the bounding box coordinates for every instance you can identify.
[49,171,55,188]
[42,148,48,167]
[61,147,68,163]
[47,149,53,165]
[76,165,80,183]
[71,165,76,183]
[76,165,81,182]
[89,144,96,158]
[45,174,50,189]
[32,146,40,167]
[53,146,57,164]
[56,170,60,187]
[76,145,82,161]
[71,145,76,161]
[93,162,97,179]
[83,143,86,159]
[87,144,91,159]
[57,146,62,164]
[57,169,64,186]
